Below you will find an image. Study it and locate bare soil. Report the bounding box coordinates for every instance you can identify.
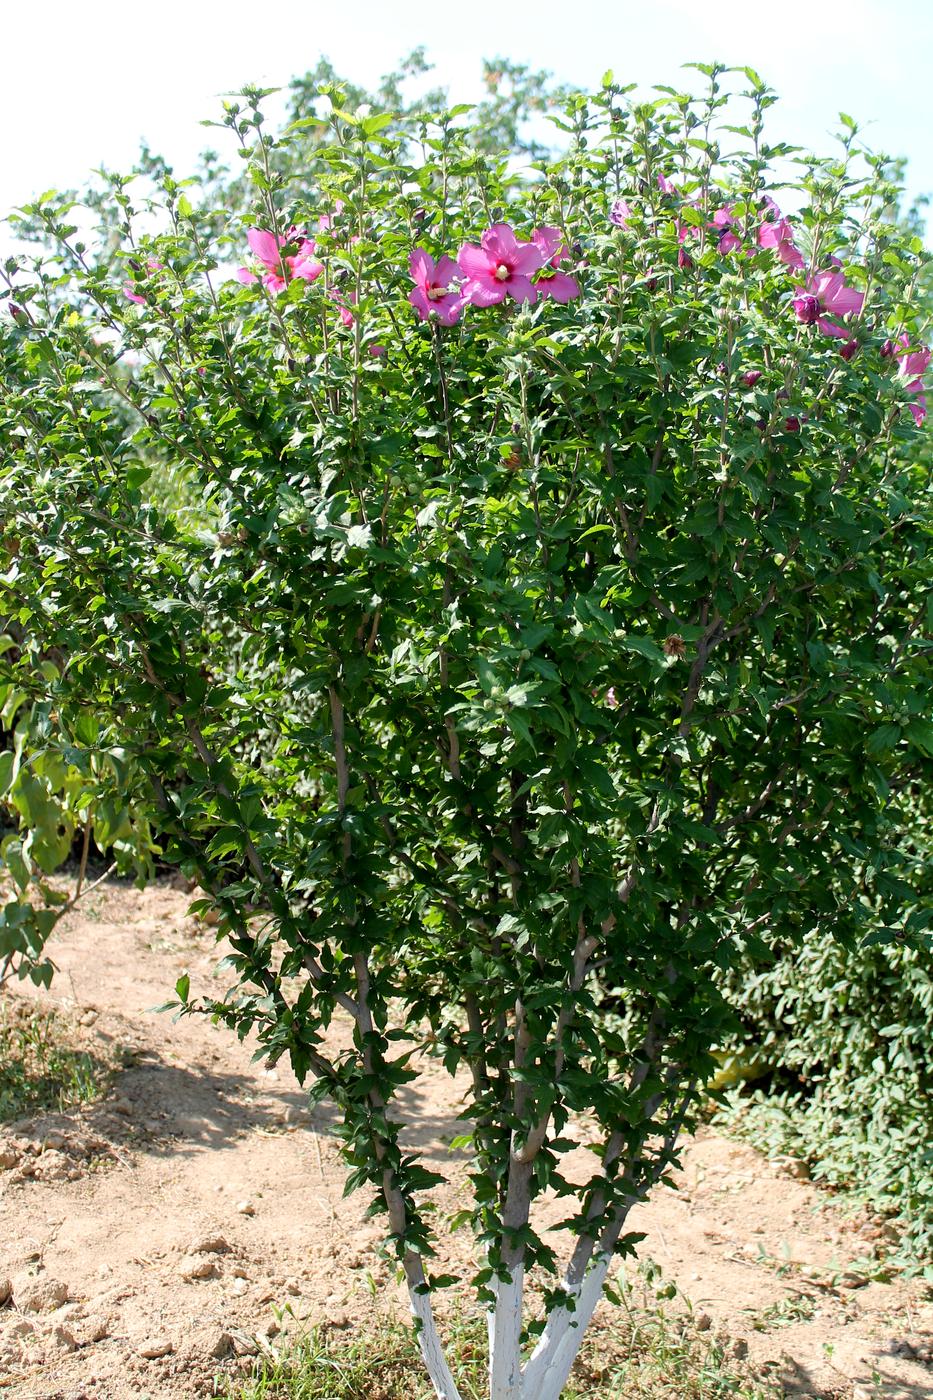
[0,882,931,1400]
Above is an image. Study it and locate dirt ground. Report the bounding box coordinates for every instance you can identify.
[0,882,931,1400]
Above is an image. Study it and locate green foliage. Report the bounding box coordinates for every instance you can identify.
[716,915,933,1273]
[0,998,107,1120]
[0,634,157,985]
[0,62,929,1398]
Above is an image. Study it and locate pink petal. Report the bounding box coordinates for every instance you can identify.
[436,295,463,326]
[458,243,493,279]
[540,271,580,303]
[236,267,260,286]
[290,255,324,283]
[908,394,927,426]
[247,227,283,272]
[409,287,433,320]
[462,276,505,307]
[531,225,564,263]
[777,240,805,271]
[818,317,849,339]
[827,286,864,317]
[409,247,434,287]
[123,285,146,305]
[481,222,519,260]
[812,270,843,304]
[511,241,548,277]
[434,254,461,285]
[507,274,537,305]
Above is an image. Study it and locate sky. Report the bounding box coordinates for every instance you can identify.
[3,0,931,239]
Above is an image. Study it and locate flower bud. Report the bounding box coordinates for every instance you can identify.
[784,415,800,433]
[880,338,896,359]
[839,339,859,362]
[742,370,763,387]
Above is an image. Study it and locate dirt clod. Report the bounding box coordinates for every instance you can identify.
[13,1273,69,1312]
[138,1336,174,1359]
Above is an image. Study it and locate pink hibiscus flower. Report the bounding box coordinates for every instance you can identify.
[328,287,356,327]
[123,258,164,305]
[793,270,864,338]
[896,335,930,426]
[236,227,323,294]
[757,199,804,271]
[712,206,741,254]
[530,227,581,303]
[609,198,632,228]
[657,173,678,195]
[408,248,463,326]
[458,224,546,307]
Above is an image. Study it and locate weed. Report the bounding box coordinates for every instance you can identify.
[225,1283,779,1400]
[0,997,108,1121]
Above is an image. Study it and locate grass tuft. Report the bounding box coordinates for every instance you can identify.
[0,997,108,1122]
[225,1278,780,1400]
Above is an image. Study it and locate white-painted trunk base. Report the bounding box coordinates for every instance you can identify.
[409,1285,463,1400]
[520,1250,613,1400]
[489,1268,525,1400]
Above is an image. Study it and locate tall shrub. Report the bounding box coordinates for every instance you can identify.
[0,68,929,1399]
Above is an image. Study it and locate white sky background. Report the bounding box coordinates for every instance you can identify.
[3,0,931,246]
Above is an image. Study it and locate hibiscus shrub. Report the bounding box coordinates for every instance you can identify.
[0,67,930,1400]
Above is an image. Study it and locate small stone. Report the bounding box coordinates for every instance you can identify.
[83,1315,111,1342]
[783,1158,810,1181]
[0,1149,19,1170]
[231,1265,249,1280]
[329,1311,350,1329]
[41,1132,66,1152]
[229,1277,249,1297]
[189,1234,228,1255]
[79,1009,98,1025]
[0,1278,11,1306]
[731,1338,749,1359]
[236,1200,255,1216]
[138,1337,174,1359]
[112,1099,133,1116]
[694,1312,712,1332]
[47,1325,77,1353]
[852,1387,873,1400]
[210,1330,234,1359]
[232,1332,258,1356]
[180,1255,218,1281]
[284,1276,301,1295]
[8,1320,34,1338]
